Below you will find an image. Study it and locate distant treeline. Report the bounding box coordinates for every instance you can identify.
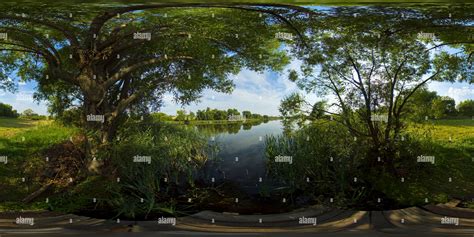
[0,102,19,118]
[406,89,474,120]
[0,103,46,120]
[152,108,280,121]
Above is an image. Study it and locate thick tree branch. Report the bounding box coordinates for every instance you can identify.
[105,56,193,88]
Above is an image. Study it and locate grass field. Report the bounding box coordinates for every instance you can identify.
[0,117,77,209]
[0,117,52,138]
[393,119,474,205]
[422,119,474,141]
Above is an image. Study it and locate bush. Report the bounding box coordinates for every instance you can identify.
[56,107,82,127]
[151,112,174,122]
[265,120,437,208]
[0,102,19,118]
[102,121,211,219]
[265,121,367,206]
[18,108,47,120]
[458,100,474,117]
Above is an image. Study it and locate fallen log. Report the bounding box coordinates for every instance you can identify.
[22,182,53,203]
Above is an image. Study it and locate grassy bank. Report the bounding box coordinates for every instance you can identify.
[1,117,472,214]
[0,118,212,218]
[265,118,474,208]
[0,117,77,210]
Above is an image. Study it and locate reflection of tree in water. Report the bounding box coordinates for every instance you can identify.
[194,120,265,136]
[242,123,252,130]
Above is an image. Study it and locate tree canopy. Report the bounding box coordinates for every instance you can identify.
[0,3,310,147]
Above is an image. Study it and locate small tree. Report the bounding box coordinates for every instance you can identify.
[432,96,456,119]
[175,110,187,121]
[457,100,474,117]
[22,109,36,117]
[0,103,19,118]
[242,111,252,119]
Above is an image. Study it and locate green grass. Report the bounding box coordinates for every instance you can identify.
[265,118,474,208]
[385,119,474,206]
[0,118,210,217]
[1,118,473,213]
[420,119,474,141]
[0,118,77,206]
[0,117,51,137]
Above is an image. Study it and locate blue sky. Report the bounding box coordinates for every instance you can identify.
[0,79,49,115]
[1,5,472,116]
[0,60,472,116]
[160,69,473,116]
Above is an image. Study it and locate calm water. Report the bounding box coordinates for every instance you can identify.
[196,120,284,194]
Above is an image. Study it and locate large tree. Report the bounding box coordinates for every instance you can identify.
[288,5,473,173]
[0,3,311,159]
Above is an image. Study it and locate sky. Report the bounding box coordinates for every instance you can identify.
[160,68,473,116]
[1,5,472,116]
[1,61,471,116]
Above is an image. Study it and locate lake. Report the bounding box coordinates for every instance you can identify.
[195,120,284,195]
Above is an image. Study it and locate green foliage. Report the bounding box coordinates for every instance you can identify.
[18,108,47,120]
[242,110,252,119]
[195,107,267,121]
[56,107,82,127]
[265,121,367,206]
[0,119,77,203]
[0,5,292,146]
[309,100,327,120]
[431,96,456,119]
[102,121,211,218]
[175,109,187,121]
[0,102,19,118]
[405,87,438,121]
[287,6,472,182]
[279,93,308,129]
[49,176,119,214]
[457,100,474,117]
[21,109,36,117]
[266,119,474,208]
[151,112,174,122]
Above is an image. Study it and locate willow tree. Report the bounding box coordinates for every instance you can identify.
[288,5,473,173]
[0,3,311,159]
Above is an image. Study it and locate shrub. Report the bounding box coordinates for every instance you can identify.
[265,120,437,208]
[0,102,19,118]
[265,121,367,206]
[102,121,211,219]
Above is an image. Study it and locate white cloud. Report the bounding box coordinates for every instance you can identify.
[159,58,339,116]
[447,86,474,102]
[428,81,473,103]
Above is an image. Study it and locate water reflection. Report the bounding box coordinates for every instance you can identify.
[191,119,269,136]
[195,120,283,194]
